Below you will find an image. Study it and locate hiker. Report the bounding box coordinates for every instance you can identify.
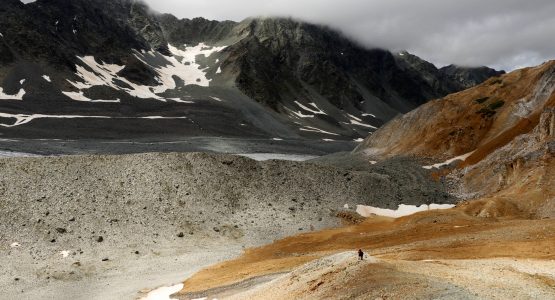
[358,249,364,260]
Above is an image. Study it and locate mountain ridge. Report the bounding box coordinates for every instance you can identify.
[0,0,502,140]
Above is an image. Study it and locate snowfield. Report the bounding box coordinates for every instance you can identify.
[61,91,120,103]
[356,203,455,218]
[140,283,183,300]
[423,151,475,170]
[300,126,340,136]
[64,43,226,102]
[0,87,26,100]
[0,112,190,127]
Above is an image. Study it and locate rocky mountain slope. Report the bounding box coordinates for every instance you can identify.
[0,0,501,140]
[0,151,452,299]
[356,60,555,218]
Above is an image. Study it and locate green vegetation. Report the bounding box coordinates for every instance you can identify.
[489,78,503,85]
[474,97,490,104]
[488,100,505,110]
[477,108,497,118]
[475,98,505,118]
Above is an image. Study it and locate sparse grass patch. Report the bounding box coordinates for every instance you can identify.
[489,78,503,85]
[477,108,496,118]
[474,97,489,104]
[488,100,505,110]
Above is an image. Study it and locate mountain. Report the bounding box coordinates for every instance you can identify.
[0,0,502,140]
[355,61,555,218]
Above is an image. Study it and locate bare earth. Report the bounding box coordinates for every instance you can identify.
[177,208,555,299]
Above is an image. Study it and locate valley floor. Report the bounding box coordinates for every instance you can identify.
[0,136,354,157]
[177,209,555,299]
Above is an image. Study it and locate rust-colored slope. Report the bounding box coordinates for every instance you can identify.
[178,209,555,298]
[462,92,555,167]
[356,61,555,161]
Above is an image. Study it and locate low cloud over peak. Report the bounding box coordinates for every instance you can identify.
[143,0,555,71]
[22,0,554,70]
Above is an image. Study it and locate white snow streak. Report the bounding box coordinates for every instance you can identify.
[0,88,26,100]
[165,43,226,87]
[42,75,51,82]
[344,113,377,129]
[0,112,189,127]
[285,107,314,118]
[295,101,326,115]
[140,283,183,300]
[62,91,120,103]
[362,113,376,118]
[65,43,226,103]
[356,204,455,218]
[422,151,475,170]
[300,126,340,136]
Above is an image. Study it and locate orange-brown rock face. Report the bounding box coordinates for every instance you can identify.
[356,61,555,218]
[356,61,555,160]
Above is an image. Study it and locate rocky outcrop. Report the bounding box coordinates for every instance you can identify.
[355,61,555,159]
[439,64,505,89]
[355,61,555,218]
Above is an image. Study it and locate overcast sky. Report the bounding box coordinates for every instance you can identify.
[20,0,554,70]
[138,0,554,71]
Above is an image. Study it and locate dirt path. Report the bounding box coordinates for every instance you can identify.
[176,209,555,299]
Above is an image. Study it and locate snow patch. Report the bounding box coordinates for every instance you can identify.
[362,113,376,118]
[236,153,318,161]
[42,75,51,82]
[272,138,283,141]
[354,138,364,142]
[295,101,326,115]
[0,112,190,127]
[356,204,455,218]
[140,283,183,300]
[165,43,226,87]
[60,251,70,258]
[300,126,339,136]
[348,119,377,129]
[0,88,26,100]
[0,150,39,157]
[346,113,362,122]
[286,107,314,118]
[66,43,226,102]
[210,96,223,102]
[10,242,21,248]
[19,79,26,85]
[423,151,475,170]
[169,98,194,104]
[322,139,335,142]
[344,113,377,129]
[216,66,222,74]
[62,91,120,103]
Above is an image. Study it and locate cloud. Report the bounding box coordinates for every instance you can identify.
[142,0,555,71]
[20,0,555,70]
